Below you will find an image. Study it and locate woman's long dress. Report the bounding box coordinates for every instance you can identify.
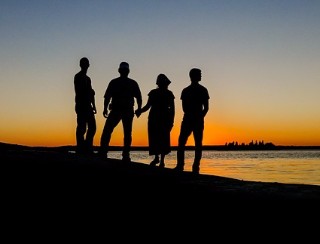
[147,88,175,156]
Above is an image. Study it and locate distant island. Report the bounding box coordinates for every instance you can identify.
[1,141,320,152]
[219,140,320,150]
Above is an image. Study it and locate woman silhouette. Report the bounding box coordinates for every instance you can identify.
[136,74,175,168]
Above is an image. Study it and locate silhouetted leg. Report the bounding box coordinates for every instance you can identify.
[150,155,159,166]
[86,113,96,153]
[76,114,86,154]
[122,110,134,161]
[192,120,204,174]
[148,119,160,155]
[176,120,192,171]
[159,154,165,168]
[99,111,121,156]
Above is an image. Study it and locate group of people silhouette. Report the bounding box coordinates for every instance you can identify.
[74,57,210,174]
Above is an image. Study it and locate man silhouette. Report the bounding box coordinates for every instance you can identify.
[99,62,142,162]
[74,57,97,154]
[174,68,210,174]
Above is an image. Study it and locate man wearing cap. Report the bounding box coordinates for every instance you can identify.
[99,62,142,162]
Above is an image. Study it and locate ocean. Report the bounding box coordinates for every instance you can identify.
[106,149,320,186]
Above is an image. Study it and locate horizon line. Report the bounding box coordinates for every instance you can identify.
[1,142,320,150]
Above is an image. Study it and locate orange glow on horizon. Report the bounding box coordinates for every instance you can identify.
[1,119,320,147]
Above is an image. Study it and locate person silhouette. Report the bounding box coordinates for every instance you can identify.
[99,62,142,162]
[135,74,175,168]
[74,57,97,154]
[174,68,210,174]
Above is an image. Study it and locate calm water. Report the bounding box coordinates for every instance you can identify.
[106,150,320,186]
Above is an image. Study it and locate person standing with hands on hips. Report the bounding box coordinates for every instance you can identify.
[174,68,210,174]
[99,62,142,162]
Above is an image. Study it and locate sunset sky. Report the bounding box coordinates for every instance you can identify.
[1,0,320,147]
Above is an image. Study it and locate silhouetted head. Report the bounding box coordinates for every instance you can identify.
[118,62,130,76]
[156,74,171,88]
[189,68,202,83]
[80,57,90,70]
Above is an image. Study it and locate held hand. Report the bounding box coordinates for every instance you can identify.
[135,109,141,118]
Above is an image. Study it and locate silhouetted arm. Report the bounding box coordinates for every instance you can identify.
[91,89,97,114]
[103,96,111,118]
[103,85,112,118]
[135,95,150,118]
[202,99,209,117]
[182,99,187,114]
[136,86,142,111]
[140,99,151,113]
[169,97,175,128]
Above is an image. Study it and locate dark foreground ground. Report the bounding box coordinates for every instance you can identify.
[2,146,320,243]
[3,149,320,201]
[2,149,320,238]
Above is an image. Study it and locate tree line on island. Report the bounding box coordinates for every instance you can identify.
[223,140,275,149]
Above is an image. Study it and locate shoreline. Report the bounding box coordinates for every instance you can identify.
[2,149,320,202]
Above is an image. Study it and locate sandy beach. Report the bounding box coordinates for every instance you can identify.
[2,146,320,238]
[3,148,320,203]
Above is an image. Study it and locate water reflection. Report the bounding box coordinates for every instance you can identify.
[107,150,320,186]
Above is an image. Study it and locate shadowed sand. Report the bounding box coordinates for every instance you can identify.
[3,149,320,203]
[3,149,318,243]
